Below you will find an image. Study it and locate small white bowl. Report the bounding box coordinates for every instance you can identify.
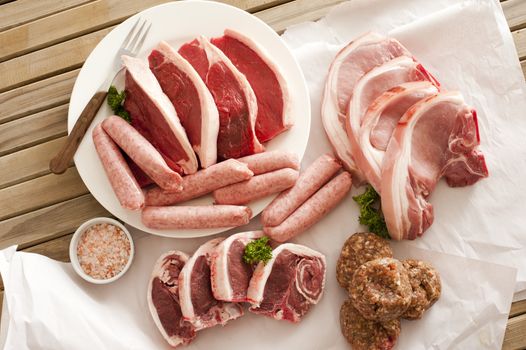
[69,217,135,284]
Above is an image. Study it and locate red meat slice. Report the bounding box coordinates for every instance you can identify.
[179,36,264,160]
[122,55,198,175]
[149,41,219,168]
[211,29,292,143]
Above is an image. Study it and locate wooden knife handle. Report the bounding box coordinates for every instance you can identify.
[49,91,108,174]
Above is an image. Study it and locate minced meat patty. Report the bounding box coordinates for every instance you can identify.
[402,259,441,320]
[340,299,400,350]
[350,258,411,322]
[336,233,393,290]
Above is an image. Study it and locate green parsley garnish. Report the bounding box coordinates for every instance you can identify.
[353,186,390,239]
[243,236,273,265]
[107,85,131,122]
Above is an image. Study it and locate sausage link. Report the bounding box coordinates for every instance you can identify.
[102,115,182,192]
[213,168,299,205]
[145,159,253,206]
[141,205,252,229]
[92,124,145,210]
[261,153,341,227]
[264,172,352,242]
[237,151,299,175]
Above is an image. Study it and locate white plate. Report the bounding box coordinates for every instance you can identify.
[69,1,311,238]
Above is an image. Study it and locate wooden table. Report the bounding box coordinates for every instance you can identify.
[0,0,524,348]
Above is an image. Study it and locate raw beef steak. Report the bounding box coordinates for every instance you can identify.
[179,36,264,160]
[211,29,292,143]
[247,243,326,323]
[179,238,243,330]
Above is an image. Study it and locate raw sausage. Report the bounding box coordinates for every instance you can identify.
[92,124,145,210]
[237,151,299,175]
[102,115,182,192]
[145,159,253,206]
[261,153,342,227]
[141,205,252,229]
[213,168,299,205]
[264,171,352,242]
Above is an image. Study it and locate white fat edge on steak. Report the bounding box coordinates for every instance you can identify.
[196,36,264,152]
[147,250,190,348]
[246,243,327,307]
[381,92,465,240]
[223,29,293,129]
[178,237,225,324]
[155,41,219,168]
[358,81,438,191]
[121,55,198,174]
[210,230,264,301]
[321,32,386,180]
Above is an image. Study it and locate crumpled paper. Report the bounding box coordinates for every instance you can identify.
[1,0,524,349]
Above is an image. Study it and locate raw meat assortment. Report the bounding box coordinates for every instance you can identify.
[321,32,411,181]
[122,55,198,175]
[346,55,439,192]
[247,243,326,322]
[211,29,292,142]
[264,172,352,242]
[148,251,196,347]
[179,238,244,330]
[179,36,264,160]
[210,231,265,302]
[149,41,219,168]
[101,115,183,192]
[145,159,253,206]
[381,92,488,240]
[237,150,299,175]
[213,168,299,205]
[141,205,252,230]
[261,153,342,227]
[92,124,144,210]
[358,82,438,191]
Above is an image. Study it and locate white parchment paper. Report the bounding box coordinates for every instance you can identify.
[0,0,524,349]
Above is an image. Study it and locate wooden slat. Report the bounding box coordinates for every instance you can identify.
[0,0,94,32]
[0,0,169,62]
[0,167,88,221]
[503,0,526,32]
[503,314,526,350]
[0,137,70,189]
[0,69,78,124]
[0,104,67,157]
[0,193,108,250]
[23,233,73,262]
[255,0,346,33]
[0,26,113,92]
[222,0,292,13]
[522,60,526,79]
[514,28,526,60]
[510,300,526,318]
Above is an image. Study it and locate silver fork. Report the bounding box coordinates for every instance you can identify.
[49,18,152,175]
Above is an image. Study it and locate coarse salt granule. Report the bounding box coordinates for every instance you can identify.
[76,223,131,280]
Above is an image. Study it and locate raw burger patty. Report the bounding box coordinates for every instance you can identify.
[340,299,400,350]
[336,232,393,290]
[402,259,442,320]
[350,258,411,322]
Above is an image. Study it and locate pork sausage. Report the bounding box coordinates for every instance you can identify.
[102,115,182,192]
[141,205,252,229]
[92,124,145,210]
[145,159,254,206]
[261,153,341,227]
[237,151,299,175]
[213,168,299,205]
[264,171,352,242]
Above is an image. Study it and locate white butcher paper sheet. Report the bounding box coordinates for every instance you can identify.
[0,0,524,349]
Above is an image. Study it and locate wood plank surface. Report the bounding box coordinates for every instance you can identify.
[0,167,88,221]
[510,300,526,318]
[0,0,94,32]
[0,137,70,189]
[503,314,526,350]
[514,28,526,60]
[0,104,68,157]
[24,233,73,262]
[503,0,526,32]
